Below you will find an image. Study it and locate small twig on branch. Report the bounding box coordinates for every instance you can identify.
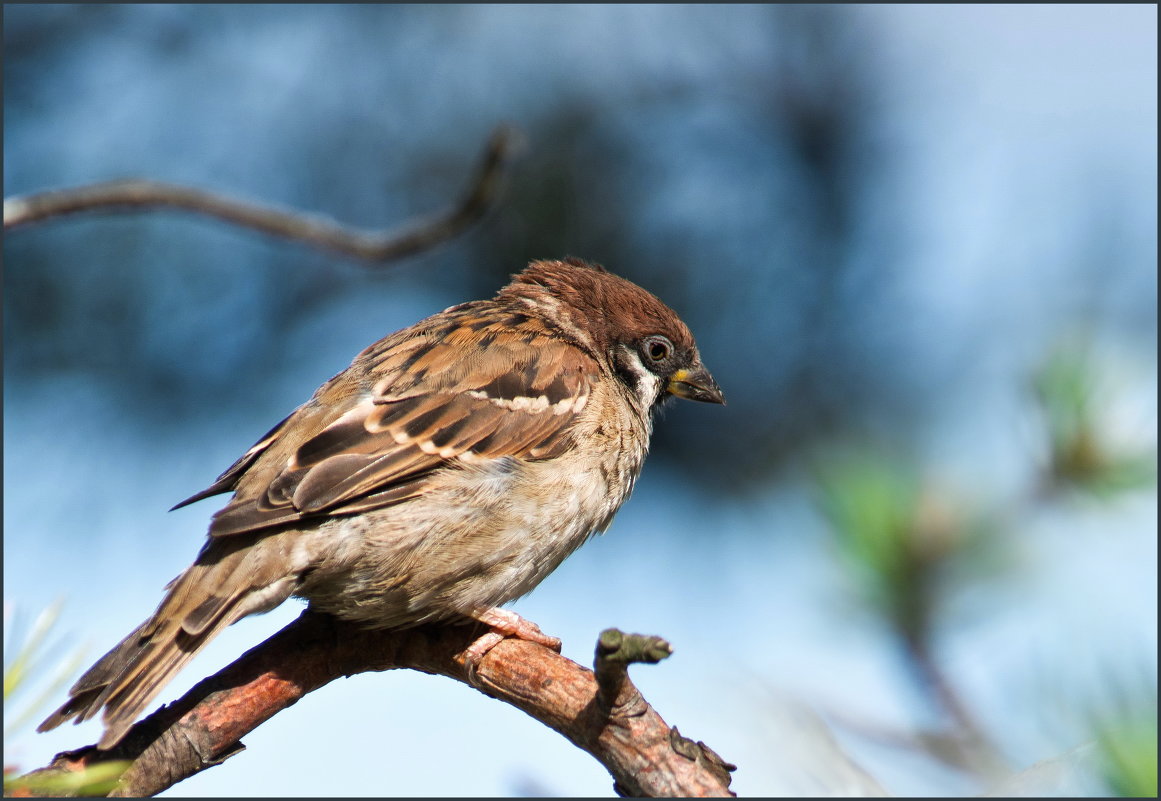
[590,629,735,798]
[2,126,520,263]
[12,612,735,798]
[594,627,674,714]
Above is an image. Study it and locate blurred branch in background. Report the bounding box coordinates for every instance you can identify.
[3,126,521,264]
[810,338,1157,794]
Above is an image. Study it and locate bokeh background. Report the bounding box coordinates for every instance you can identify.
[4,4,1156,797]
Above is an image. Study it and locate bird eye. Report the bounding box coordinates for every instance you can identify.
[641,335,673,364]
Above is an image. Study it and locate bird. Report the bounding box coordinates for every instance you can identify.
[38,256,724,750]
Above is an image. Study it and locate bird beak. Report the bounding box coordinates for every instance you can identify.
[667,364,725,405]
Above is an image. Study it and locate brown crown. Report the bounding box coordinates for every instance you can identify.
[500,258,696,354]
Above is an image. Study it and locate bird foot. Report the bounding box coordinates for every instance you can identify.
[461,607,561,686]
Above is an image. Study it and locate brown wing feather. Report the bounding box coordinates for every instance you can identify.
[198,304,595,538]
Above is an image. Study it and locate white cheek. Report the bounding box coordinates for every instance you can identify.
[616,345,662,408]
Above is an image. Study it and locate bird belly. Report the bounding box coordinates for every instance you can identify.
[296,449,641,629]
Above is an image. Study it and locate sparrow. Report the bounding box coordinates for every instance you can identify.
[39,257,724,749]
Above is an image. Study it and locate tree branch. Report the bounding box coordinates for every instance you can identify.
[2,126,520,263]
[11,611,735,798]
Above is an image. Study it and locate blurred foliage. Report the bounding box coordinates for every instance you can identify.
[816,341,1155,646]
[1091,679,1158,797]
[3,602,129,797]
[4,600,83,732]
[4,761,131,798]
[814,448,1000,644]
[811,340,1156,790]
[1032,342,1157,498]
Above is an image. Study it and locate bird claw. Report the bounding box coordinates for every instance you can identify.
[462,631,506,687]
[460,608,562,687]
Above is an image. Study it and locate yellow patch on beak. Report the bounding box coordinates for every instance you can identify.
[667,366,725,405]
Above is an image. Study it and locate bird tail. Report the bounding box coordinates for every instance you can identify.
[37,536,295,750]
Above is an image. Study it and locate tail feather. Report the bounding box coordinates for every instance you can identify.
[37,535,297,749]
[37,620,154,731]
[36,598,247,749]
[97,606,247,749]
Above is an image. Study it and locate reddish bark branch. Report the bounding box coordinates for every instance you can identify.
[13,611,735,798]
[2,126,519,263]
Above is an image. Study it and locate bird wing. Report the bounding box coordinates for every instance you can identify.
[173,304,597,538]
